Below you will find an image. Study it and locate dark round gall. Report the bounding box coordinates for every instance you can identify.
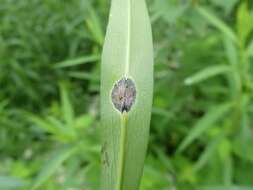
[111,78,136,113]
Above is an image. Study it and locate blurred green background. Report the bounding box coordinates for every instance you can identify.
[1,0,253,189]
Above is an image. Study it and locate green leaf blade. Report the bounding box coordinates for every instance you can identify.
[101,0,154,190]
[184,65,231,85]
[54,55,100,68]
[197,6,238,44]
[177,103,233,153]
[60,83,75,128]
[31,146,77,190]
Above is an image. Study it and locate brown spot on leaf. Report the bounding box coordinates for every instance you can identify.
[111,78,136,113]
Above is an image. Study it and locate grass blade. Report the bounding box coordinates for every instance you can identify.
[223,36,238,66]
[60,83,74,128]
[236,1,253,45]
[196,6,238,44]
[246,39,253,57]
[184,65,231,85]
[28,114,59,134]
[193,136,222,172]
[68,71,99,81]
[86,6,104,45]
[101,0,153,189]
[177,103,233,153]
[54,55,100,68]
[31,146,77,190]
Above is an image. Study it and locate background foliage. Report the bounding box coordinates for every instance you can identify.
[0,0,253,189]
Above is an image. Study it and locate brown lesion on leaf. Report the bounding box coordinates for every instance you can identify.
[111,77,136,113]
[101,142,109,167]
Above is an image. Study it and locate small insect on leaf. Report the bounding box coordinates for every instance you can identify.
[111,77,136,113]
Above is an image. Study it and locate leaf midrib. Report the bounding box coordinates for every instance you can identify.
[124,0,131,77]
[118,0,131,189]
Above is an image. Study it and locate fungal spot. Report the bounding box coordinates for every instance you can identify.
[111,77,136,113]
[101,142,109,167]
[103,151,110,167]
[101,142,107,154]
